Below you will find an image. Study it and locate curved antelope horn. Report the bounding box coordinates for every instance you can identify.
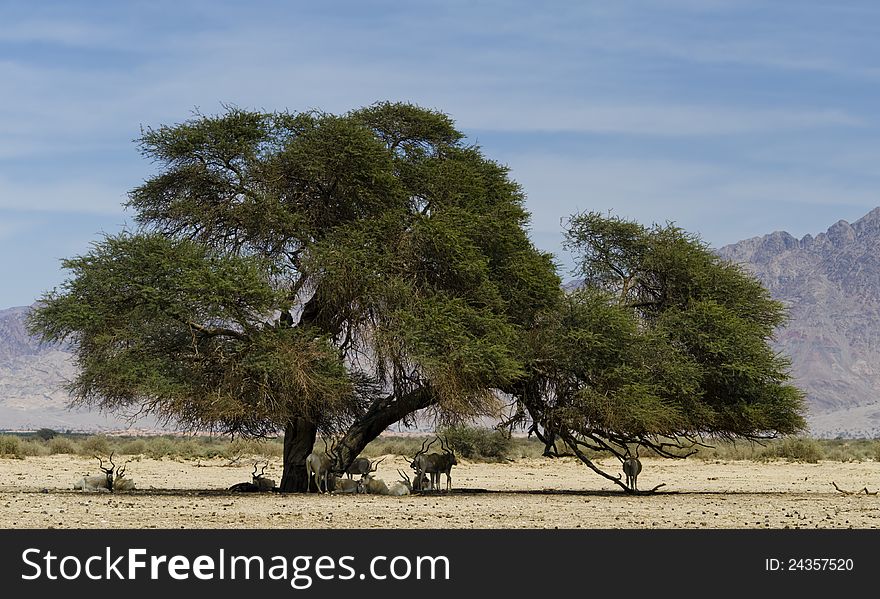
[369,456,386,472]
[397,469,410,483]
[416,438,430,457]
[252,462,260,478]
[259,461,269,477]
[108,452,116,471]
[95,454,112,474]
[440,435,454,456]
[411,437,431,461]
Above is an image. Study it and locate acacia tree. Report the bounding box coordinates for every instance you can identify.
[512,212,805,492]
[28,102,560,491]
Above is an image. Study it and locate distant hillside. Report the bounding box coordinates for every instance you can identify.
[0,305,157,432]
[719,207,880,438]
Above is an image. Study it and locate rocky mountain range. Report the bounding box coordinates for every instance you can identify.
[3,208,880,436]
[719,207,880,438]
[0,305,155,432]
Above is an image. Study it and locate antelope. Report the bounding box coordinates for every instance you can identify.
[622,451,642,492]
[305,438,339,493]
[413,470,431,491]
[360,470,413,496]
[253,461,276,491]
[73,453,134,492]
[386,470,413,496]
[345,456,386,480]
[229,461,276,492]
[410,436,457,492]
[332,477,366,494]
[361,474,390,495]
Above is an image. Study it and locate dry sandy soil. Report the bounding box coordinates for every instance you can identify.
[1,454,878,528]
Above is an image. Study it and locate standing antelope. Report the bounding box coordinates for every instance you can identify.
[622,450,642,492]
[410,436,457,492]
[306,438,339,493]
[345,456,386,480]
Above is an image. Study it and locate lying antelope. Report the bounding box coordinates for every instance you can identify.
[229,461,276,492]
[332,477,366,494]
[361,470,412,496]
[386,470,413,496]
[73,453,135,492]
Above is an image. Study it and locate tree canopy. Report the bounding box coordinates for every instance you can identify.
[514,212,804,490]
[28,103,804,493]
[29,102,561,490]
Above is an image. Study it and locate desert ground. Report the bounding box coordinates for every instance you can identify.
[0,454,878,528]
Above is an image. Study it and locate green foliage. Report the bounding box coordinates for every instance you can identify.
[0,435,21,456]
[35,428,58,441]
[520,213,805,469]
[0,436,47,458]
[48,437,77,454]
[79,436,111,456]
[28,102,560,443]
[222,437,283,459]
[438,425,513,460]
[5,432,880,464]
[759,437,823,463]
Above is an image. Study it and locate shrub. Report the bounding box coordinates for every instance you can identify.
[438,425,513,461]
[16,439,49,457]
[79,435,111,456]
[143,437,175,459]
[119,439,146,456]
[221,437,283,459]
[760,437,823,463]
[48,437,78,455]
[0,435,21,456]
[35,428,58,441]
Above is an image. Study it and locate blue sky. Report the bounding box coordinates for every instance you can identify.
[2,0,880,307]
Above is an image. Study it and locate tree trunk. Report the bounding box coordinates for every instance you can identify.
[334,387,435,468]
[279,417,318,492]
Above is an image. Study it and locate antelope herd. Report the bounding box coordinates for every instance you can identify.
[70,436,459,497]
[300,435,458,496]
[68,436,649,496]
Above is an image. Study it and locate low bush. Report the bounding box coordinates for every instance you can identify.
[438,425,513,461]
[760,437,823,463]
[35,428,58,441]
[0,435,21,456]
[79,435,111,456]
[48,437,78,455]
